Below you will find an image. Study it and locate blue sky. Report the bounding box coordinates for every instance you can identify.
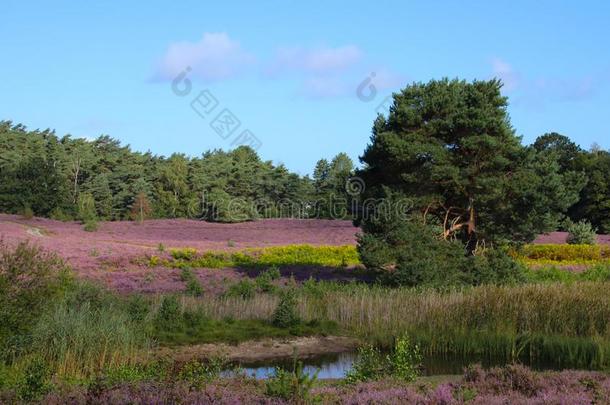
[1,1,609,175]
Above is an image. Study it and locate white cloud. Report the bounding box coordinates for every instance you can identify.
[153,32,255,82]
[267,45,363,76]
[491,58,521,91]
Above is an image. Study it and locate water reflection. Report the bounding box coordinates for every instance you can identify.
[224,351,573,380]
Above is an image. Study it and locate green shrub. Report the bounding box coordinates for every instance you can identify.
[77,193,97,223]
[170,248,197,260]
[177,358,225,389]
[83,220,98,232]
[157,243,165,253]
[387,335,421,381]
[180,268,204,297]
[155,295,182,331]
[0,242,71,355]
[265,354,318,402]
[225,279,256,299]
[17,357,49,401]
[49,207,72,222]
[255,267,281,293]
[126,295,151,322]
[272,288,300,328]
[345,344,386,384]
[22,206,34,219]
[346,336,421,383]
[567,220,598,245]
[519,244,609,262]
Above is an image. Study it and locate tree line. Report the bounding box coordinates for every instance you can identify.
[1,81,608,232]
[0,121,353,223]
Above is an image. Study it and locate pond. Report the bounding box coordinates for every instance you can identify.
[223,350,570,380]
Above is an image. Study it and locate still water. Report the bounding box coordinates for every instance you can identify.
[223,351,564,380]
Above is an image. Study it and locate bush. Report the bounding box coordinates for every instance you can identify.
[155,295,182,331]
[255,267,281,293]
[0,242,71,353]
[567,220,597,245]
[345,344,386,384]
[21,206,34,219]
[265,355,318,402]
[177,358,225,389]
[346,336,421,384]
[359,216,524,287]
[83,220,98,232]
[519,244,608,261]
[170,248,197,261]
[387,335,421,381]
[17,357,49,401]
[49,207,72,222]
[272,288,300,328]
[225,279,256,300]
[180,268,204,297]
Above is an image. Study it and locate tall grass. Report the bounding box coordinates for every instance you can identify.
[183,282,610,368]
[29,301,149,378]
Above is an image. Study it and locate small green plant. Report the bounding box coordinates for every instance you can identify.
[22,205,34,219]
[83,220,98,232]
[387,335,421,381]
[157,243,165,252]
[346,336,421,383]
[170,248,197,260]
[180,268,204,296]
[17,357,50,401]
[345,344,386,384]
[178,358,225,389]
[154,295,182,331]
[265,350,318,403]
[567,220,597,245]
[272,288,300,328]
[255,266,281,293]
[227,239,236,247]
[225,279,256,299]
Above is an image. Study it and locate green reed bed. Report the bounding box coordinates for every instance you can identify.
[186,282,610,369]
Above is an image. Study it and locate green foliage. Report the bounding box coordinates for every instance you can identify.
[0,123,316,221]
[566,220,598,245]
[358,79,583,246]
[225,279,256,300]
[265,353,318,402]
[154,295,182,331]
[272,288,300,328]
[358,213,524,287]
[255,267,281,293]
[17,357,49,401]
[345,345,386,384]
[155,245,360,270]
[387,335,421,381]
[346,336,421,384]
[83,220,98,232]
[177,358,225,389]
[0,242,71,359]
[170,248,197,260]
[21,206,34,219]
[157,243,165,252]
[180,268,204,297]
[77,192,97,223]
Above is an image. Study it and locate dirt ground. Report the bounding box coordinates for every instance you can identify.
[153,336,360,364]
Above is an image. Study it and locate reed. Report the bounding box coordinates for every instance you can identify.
[185,282,610,368]
[29,301,149,378]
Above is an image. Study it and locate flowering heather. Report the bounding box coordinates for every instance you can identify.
[0,214,358,293]
[20,365,608,404]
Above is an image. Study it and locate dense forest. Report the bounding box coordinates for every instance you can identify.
[0,121,353,222]
[0,119,609,232]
